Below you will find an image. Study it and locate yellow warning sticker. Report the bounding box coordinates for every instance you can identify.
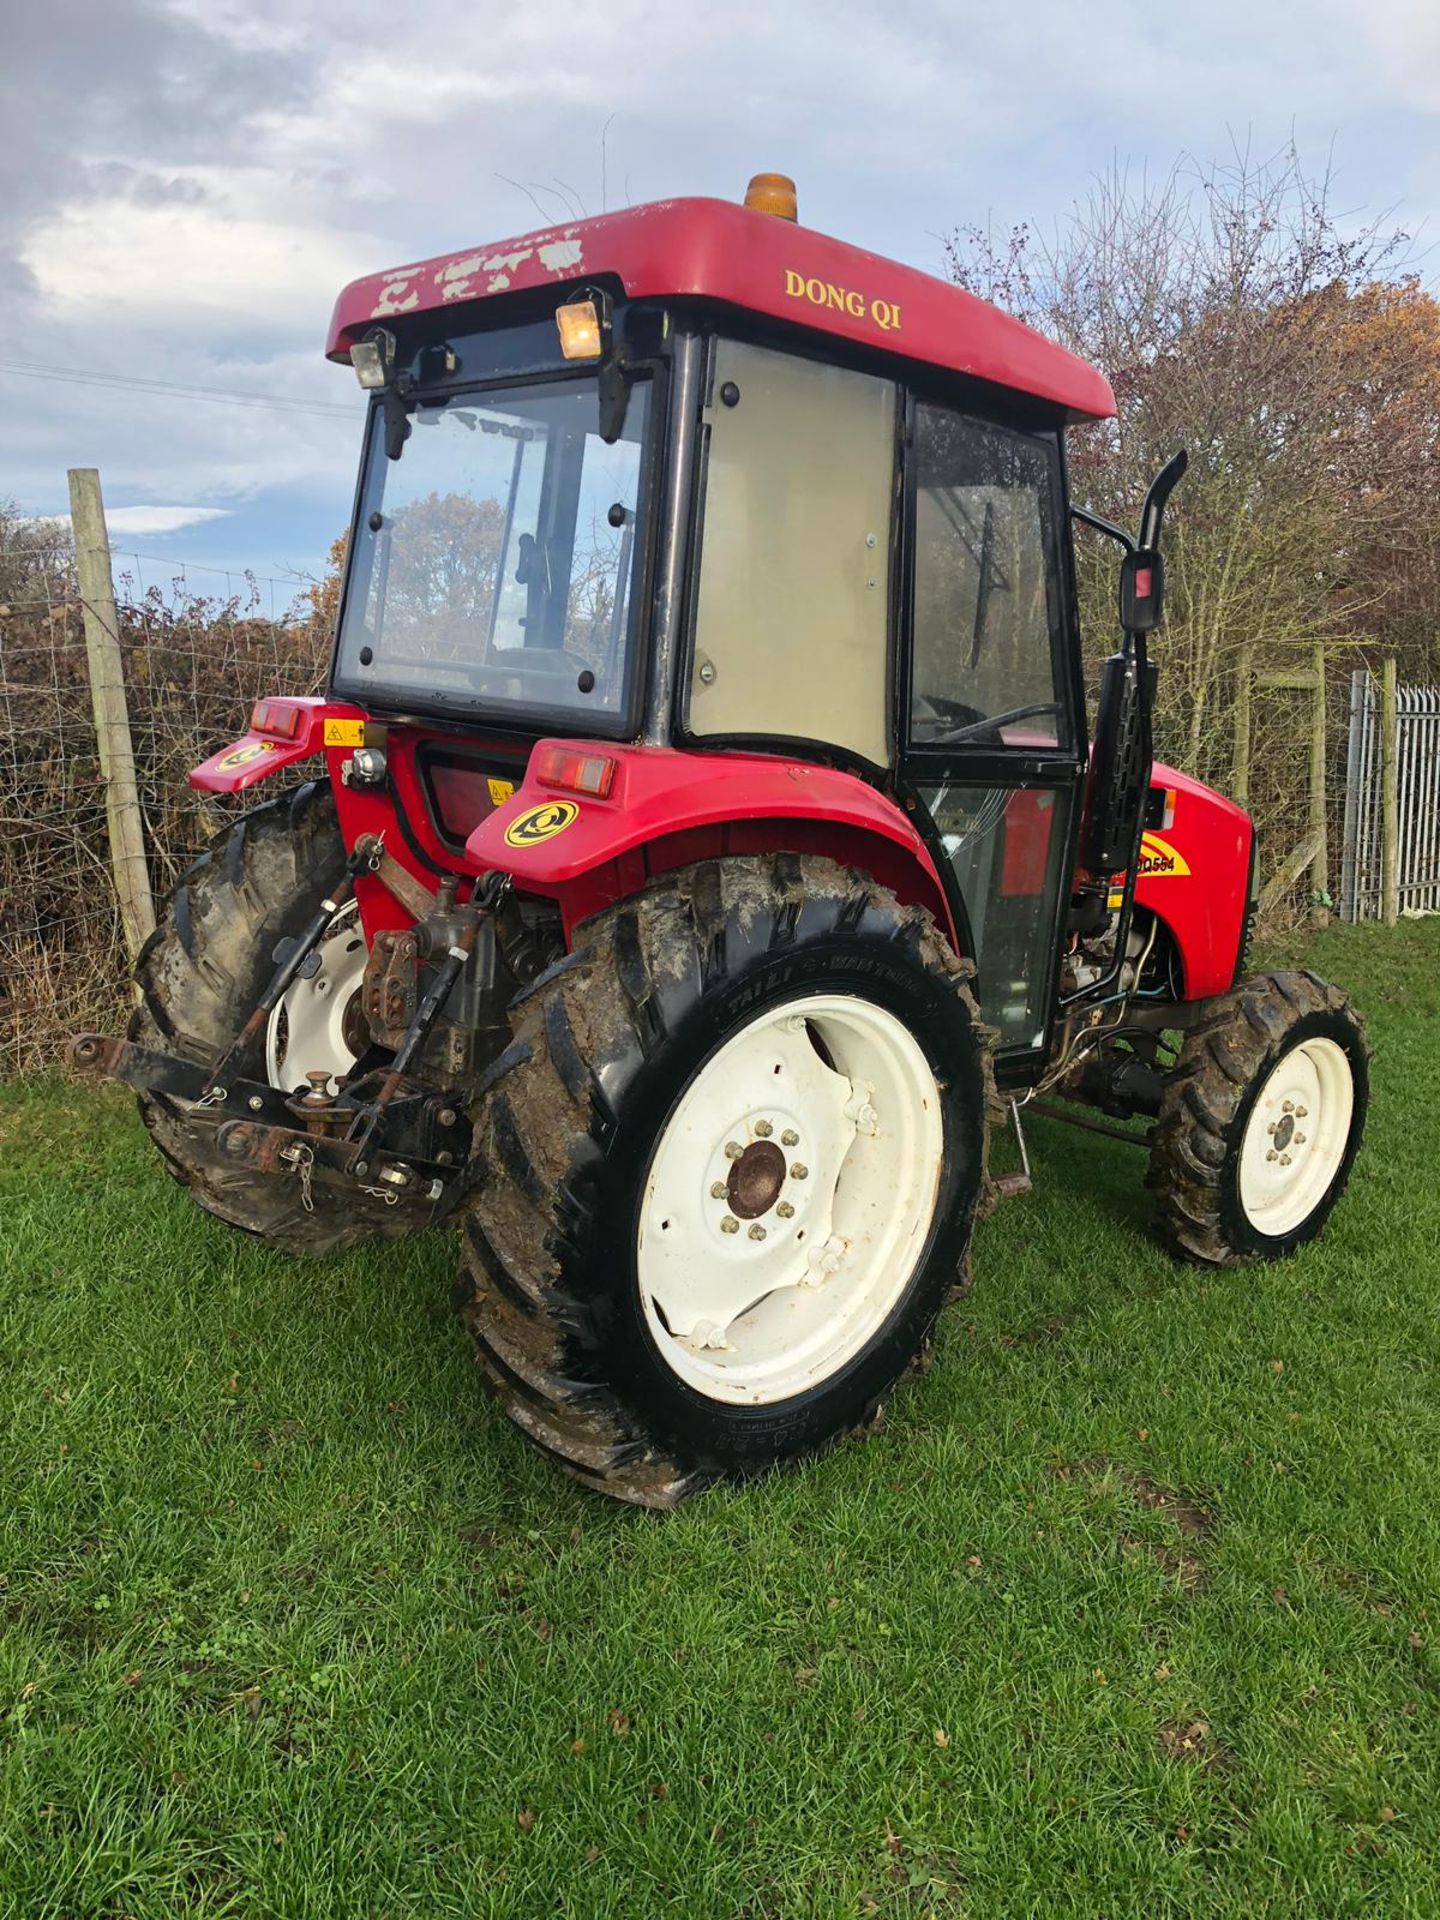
[324,718,366,748]
[503,799,580,848]
[1137,832,1191,878]
[215,740,279,772]
[487,776,516,807]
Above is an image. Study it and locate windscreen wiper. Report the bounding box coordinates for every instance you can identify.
[969,499,996,669]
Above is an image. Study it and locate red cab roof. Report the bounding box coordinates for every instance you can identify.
[326,197,1115,423]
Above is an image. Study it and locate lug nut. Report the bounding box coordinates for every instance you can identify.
[711,1181,728,1199]
[1294,1132,1306,1145]
[1283,1100,1294,1114]
[1267,1149,1278,1162]
[1279,1153,1292,1166]
[791,1162,808,1181]
[1267,1121,1278,1135]
[725,1141,744,1160]
[781,1129,799,1147]
[720,1216,739,1235]
[754,1119,773,1138]
[776,1201,795,1219]
[748,1224,766,1241]
[1296,1106,1308,1118]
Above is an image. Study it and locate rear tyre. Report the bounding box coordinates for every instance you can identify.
[130,781,420,1256]
[1148,970,1368,1266]
[457,855,990,1508]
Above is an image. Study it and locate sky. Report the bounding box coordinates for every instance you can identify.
[4,0,1438,606]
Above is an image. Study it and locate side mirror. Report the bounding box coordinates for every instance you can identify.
[1119,547,1164,634]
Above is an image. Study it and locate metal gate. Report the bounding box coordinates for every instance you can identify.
[1341,671,1440,921]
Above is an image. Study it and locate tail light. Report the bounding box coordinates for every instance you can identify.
[249,699,305,740]
[533,745,617,798]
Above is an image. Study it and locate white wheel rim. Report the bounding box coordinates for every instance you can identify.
[1238,1035,1354,1237]
[636,992,945,1405]
[263,900,369,1091]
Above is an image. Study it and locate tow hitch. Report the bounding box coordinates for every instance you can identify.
[68,864,510,1212]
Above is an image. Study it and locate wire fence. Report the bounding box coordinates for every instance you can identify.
[0,533,325,1075]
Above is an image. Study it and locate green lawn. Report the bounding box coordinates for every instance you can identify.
[2,920,1439,1919]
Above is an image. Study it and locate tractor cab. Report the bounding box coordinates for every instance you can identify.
[322,177,1143,1072]
[71,174,1368,1510]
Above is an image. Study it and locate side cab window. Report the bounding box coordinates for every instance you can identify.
[909,404,1069,751]
[686,338,897,766]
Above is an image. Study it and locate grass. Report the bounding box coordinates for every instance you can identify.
[2,920,1440,1918]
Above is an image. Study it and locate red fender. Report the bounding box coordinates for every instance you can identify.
[466,741,958,944]
[1130,762,1253,999]
[189,697,368,794]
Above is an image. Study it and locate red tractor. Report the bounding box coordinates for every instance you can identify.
[72,173,1368,1507]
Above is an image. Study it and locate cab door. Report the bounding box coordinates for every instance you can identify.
[900,398,1085,1078]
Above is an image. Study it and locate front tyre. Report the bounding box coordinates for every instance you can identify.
[457,855,990,1507]
[1148,970,1369,1266]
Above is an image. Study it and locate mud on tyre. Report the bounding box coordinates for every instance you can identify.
[456,853,991,1508]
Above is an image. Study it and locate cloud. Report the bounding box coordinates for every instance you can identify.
[0,0,309,304]
[23,174,381,319]
[100,505,233,536]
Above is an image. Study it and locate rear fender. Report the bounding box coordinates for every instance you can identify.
[466,741,958,944]
[189,697,370,795]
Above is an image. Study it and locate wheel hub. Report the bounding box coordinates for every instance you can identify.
[636,992,945,1405]
[727,1138,787,1219]
[1239,1038,1352,1236]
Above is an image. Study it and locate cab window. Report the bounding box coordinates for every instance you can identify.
[909,405,1068,751]
[687,339,896,766]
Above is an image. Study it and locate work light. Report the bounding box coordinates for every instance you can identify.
[556,290,610,361]
[350,327,397,390]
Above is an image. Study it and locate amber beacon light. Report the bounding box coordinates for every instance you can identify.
[743,172,798,221]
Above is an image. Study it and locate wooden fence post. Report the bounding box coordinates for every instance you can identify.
[1309,639,1329,924]
[67,467,156,964]
[1231,639,1252,809]
[1381,657,1400,928]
